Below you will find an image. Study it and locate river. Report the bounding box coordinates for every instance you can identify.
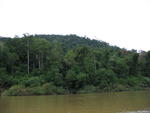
[0,91,150,113]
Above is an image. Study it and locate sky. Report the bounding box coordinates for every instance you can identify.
[0,0,150,51]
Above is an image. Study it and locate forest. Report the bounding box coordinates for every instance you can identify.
[0,34,150,96]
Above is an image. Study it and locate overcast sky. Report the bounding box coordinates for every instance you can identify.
[0,0,150,51]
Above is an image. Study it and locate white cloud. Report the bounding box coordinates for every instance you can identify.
[0,0,150,51]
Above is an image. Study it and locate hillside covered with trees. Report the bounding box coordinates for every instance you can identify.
[0,34,150,96]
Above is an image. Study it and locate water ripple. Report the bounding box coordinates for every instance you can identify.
[118,110,150,113]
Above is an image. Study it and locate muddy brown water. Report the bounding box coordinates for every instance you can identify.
[0,91,150,113]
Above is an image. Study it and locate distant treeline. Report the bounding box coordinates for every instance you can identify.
[0,34,150,96]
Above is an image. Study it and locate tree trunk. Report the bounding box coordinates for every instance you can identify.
[41,53,43,69]
[38,53,41,69]
[27,39,30,74]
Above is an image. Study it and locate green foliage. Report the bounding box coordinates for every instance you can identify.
[42,83,59,94]
[0,34,150,96]
[94,69,117,88]
[46,66,63,86]
[21,76,42,87]
[42,83,66,94]
[0,68,15,88]
[109,57,129,77]
[78,85,97,94]
[2,83,66,96]
[141,77,150,87]
[2,85,25,96]
[126,76,141,87]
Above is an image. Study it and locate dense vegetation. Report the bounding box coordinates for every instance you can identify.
[0,34,150,96]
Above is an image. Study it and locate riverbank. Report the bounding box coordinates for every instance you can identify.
[1,83,149,96]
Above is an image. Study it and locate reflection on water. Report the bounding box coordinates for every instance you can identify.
[119,110,150,113]
[0,91,150,113]
[119,108,150,113]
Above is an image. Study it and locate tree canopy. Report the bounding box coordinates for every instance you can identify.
[0,34,150,96]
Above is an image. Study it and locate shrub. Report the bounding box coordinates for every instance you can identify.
[27,86,45,95]
[21,77,42,87]
[78,85,97,94]
[2,85,25,96]
[42,83,66,94]
[114,84,128,91]
[126,76,141,87]
[142,77,150,87]
[42,83,57,94]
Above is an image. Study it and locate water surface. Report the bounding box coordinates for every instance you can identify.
[0,91,150,113]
